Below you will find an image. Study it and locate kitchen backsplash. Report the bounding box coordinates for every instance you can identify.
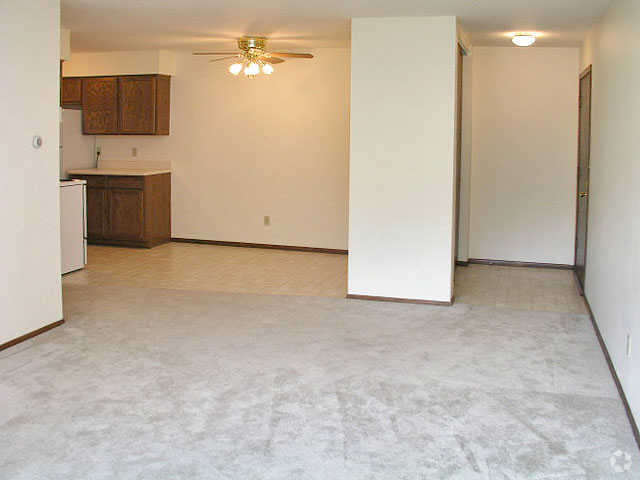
[95,135,173,171]
[98,159,172,171]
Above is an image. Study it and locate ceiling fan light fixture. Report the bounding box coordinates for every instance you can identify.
[244,62,260,76]
[228,63,243,75]
[512,34,537,47]
[194,37,314,78]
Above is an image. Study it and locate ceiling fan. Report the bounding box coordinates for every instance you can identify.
[193,37,313,77]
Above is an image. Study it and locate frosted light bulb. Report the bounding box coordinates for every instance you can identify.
[244,62,260,76]
[262,64,274,75]
[228,63,243,75]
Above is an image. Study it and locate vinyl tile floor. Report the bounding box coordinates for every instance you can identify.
[66,245,586,315]
[454,264,588,315]
[63,243,348,298]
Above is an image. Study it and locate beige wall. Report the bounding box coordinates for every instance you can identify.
[349,17,458,302]
[61,109,96,177]
[61,27,71,61]
[469,47,579,265]
[580,30,595,72]
[581,0,640,422]
[0,0,63,344]
[63,50,176,76]
[64,49,350,250]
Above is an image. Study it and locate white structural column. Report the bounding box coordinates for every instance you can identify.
[348,16,458,303]
[0,0,64,345]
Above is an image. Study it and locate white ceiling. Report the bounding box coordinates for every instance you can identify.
[62,0,611,52]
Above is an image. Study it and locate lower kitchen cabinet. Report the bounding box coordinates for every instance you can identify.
[70,173,170,248]
[109,188,145,241]
[86,187,109,239]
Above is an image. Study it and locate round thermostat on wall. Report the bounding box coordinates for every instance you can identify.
[32,135,43,149]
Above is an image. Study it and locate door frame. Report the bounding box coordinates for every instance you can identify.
[454,44,465,263]
[574,64,593,293]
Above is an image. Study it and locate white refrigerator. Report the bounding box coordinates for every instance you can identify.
[60,180,87,274]
[59,108,93,274]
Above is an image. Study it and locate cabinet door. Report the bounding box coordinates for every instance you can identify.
[108,189,144,240]
[118,76,156,134]
[61,77,82,107]
[83,77,118,134]
[86,187,108,239]
[155,75,171,135]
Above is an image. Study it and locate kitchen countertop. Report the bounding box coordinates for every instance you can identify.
[60,179,87,186]
[67,168,171,177]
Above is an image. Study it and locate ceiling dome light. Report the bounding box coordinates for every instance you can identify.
[512,34,536,47]
[244,62,260,76]
[262,64,274,75]
[228,63,243,75]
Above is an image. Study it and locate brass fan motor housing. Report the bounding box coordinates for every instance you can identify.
[238,37,267,52]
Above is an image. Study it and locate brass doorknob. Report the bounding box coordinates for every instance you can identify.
[579,192,589,198]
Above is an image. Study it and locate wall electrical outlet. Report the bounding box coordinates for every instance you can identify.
[627,334,632,359]
[264,216,271,226]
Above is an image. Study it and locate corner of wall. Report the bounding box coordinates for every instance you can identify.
[457,23,473,56]
[158,50,177,76]
[60,27,71,61]
[581,28,595,72]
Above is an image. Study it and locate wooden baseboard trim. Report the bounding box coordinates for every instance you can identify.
[171,238,348,255]
[578,278,640,451]
[89,238,169,249]
[468,258,574,270]
[0,319,65,352]
[346,294,454,306]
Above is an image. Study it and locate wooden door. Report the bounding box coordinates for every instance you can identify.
[83,77,118,134]
[61,77,82,107]
[109,189,144,240]
[86,187,108,239]
[575,66,592,291]
[118,76,156,134]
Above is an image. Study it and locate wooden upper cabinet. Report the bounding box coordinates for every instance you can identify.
[83,77,119,134]
[61,77,82,107]
[71,74,170,135]
[119,76,156,134]
[154,75,171,135]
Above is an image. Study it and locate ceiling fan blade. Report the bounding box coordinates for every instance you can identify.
[264,57,285,64]
[208,56,238,63]
[193,52,239,56]
[269,52,313,59]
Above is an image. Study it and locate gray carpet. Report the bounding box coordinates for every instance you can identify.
[0,284,638,479]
